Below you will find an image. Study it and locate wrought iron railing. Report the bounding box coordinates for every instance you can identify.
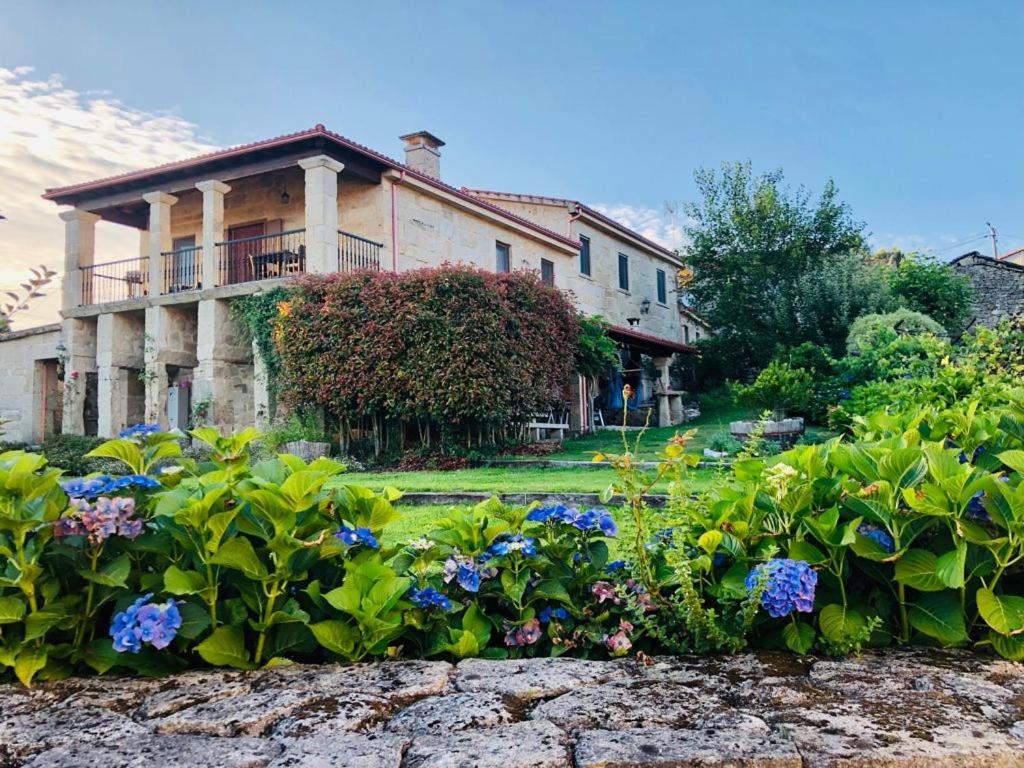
[215,229,306,287]
[338,229,383,271]
[80,257,149,305]
[161,245,203,294]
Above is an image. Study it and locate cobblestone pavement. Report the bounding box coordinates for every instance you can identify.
[2,650,1024,767]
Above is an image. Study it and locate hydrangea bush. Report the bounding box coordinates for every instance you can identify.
[2,383,1024,686]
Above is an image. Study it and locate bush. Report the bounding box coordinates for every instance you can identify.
[277,266,581,456]
[846,308,946,354]
[887,253,974,333]
[41,434,119,476]
[731,360,815,417]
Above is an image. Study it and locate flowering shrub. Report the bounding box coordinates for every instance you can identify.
[2,387,1024,686]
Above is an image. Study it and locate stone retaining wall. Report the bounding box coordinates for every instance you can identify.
[1,650,1022,767]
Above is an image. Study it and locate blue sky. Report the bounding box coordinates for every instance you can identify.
[1,1,1022,322]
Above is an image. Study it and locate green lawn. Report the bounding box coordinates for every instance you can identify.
[345,465,719,495]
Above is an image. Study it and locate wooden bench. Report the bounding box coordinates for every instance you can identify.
[526,412,570,441]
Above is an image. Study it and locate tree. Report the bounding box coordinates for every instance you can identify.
[884,251,974,333]
[683,162,866,380]
[0,264,57,334]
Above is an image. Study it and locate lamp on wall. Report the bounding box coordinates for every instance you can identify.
[280,188,291,205]
[640,297,651,315]
[627,316,640,327]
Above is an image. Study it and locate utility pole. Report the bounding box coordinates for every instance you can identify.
[987,222,999,259]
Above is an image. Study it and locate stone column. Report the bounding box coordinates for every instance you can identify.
[61,318,97,435]
[143,192,178,297]
[59,209,100,311]
[96,313,144,437]
[299,155,344,273]
[196,180,230,288]
[652,355,673,427]
[253,337,271,431]
[194,298,252,430]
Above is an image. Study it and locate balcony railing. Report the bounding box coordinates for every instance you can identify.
[216,229,306,287]
[338,229,383,271]
[80,257,149,305]
[161,245,203,294]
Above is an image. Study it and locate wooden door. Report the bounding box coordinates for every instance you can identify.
[227,222,266,284]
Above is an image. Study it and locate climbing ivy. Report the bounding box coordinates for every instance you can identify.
[231,287,290,419]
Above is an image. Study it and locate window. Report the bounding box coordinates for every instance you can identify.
[579,235,591,276]
[541,258,555,286]
[684,325,690,344]
[617,253,629,291]
[656,269,667,304]
[496,241,511,273]
[695,329,701,340]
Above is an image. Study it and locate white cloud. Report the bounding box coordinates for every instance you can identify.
[0,67,216,328]
[589,202,689,251]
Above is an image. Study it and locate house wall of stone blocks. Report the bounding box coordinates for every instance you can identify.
[0,324,62,445]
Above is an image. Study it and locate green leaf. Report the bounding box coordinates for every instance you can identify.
[818,603,866,643]
[176,601,212,640]
[500,569,529,605]
[996,450,1024,474]
[935,543,967,590]
[909,591,968,645]
[782,621,815,654]
[894,549,944,592]
[84,439,143,473]
[164,565,207,596]
[195,625,254,669]
[976,588,1024,636]
[79,554,131,588]
[531,579,572,605]
[14,646,47,687]
[309,620,358,657]
[209,537,268,580]
[787,540,826,565]
[82,638,121,674]
[697,530,723,554]
[0,595,26,625]
[443,628,481,659]
[990,631,1024,661]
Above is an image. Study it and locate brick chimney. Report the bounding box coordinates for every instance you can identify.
[399,131,445,179]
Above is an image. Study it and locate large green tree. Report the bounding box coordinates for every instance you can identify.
[682,162,873,380]
[884,251,974,333]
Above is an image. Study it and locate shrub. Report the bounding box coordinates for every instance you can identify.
[846,308,946,354]
[731,360,815,417]
[277,266,581,455]
[41,434,119,476]
[887,253,974,333]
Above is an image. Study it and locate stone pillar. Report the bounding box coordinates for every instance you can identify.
[143,192,178,296]
[299,155,344,273]
[568,374,587,435]
[59,209,100,310]
[61,318,97,435]
[194,298,252,430]
[96,313,145,437]
[652,355,673,427]
[196,180,230,288]
[253,337,271,431]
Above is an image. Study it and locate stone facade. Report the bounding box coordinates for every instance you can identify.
[0,324,61,445]
[1,651,1022,767]
[952,251,1024,329]
[1,125,702,441]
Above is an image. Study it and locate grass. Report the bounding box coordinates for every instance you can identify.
[345,465,720,495]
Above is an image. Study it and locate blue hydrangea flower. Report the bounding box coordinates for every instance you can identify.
[110,593,181,653]
[487,534,537,558]
[857,522,895,553]
[408,586,452,612]
[538,605,568,623]
[106,474,162,492]
[605,560,627,574]
[527,504,616,537]
[745,559,817,618]
[443,556,482,592]
[965,490,990,524]
[61,474,160,499]
[527,504,575,524]
[119,423,161,441]
[336,526,379,549]
[596,510,618,537]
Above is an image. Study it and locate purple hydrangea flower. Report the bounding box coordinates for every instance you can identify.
[408,586,452,611]
[504,618,542,647]
[110,594,181,653]
[56,496,143,545]
[336,526,379,549]
[591,580,619,604]
[745,559,817,618]
[857,522,895,553]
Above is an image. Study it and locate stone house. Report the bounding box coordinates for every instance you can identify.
[0,125,697,443]
[951,251,1024,330]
